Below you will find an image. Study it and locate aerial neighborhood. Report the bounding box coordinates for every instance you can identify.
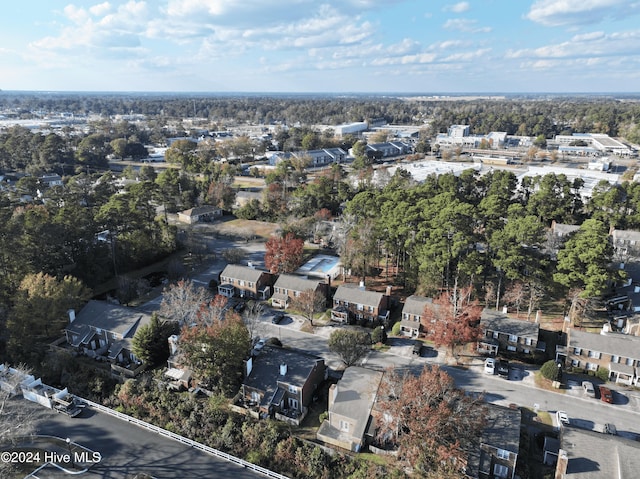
[3,92,640,478]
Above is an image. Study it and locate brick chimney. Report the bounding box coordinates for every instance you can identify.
[555,449,568,479]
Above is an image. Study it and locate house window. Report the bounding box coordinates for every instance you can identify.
[496,449,510,460]
[288,398,299,410]
[339,420,350,432]
[572,359,580,367]
[357,304,364,311]
[494,464,509,478]
[586,362,597,371]
[612,355,619,363]
[525,338,533,346]
[288,385,298,394]
[493,331,499,339]
[508,335,518,343]
[523,349,530,354]
[627,358,634,366]
[248,282,255,288]
[588,351,601,359]
[251,391,260,403]
[574,347,582,355]
[239,280,245,287]
[507,345,517,352]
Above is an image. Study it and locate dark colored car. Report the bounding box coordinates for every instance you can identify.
[272,312,285,324]
[233,302,245,313]
[497,360,510,378]
[599,385,613,403]
[412,341,423,356]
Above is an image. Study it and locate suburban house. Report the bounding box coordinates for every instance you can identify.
[39,173,63,187]
[610,227,640,259]
[218,264,274,300]
[270,274,328,310]
[561,328,640,385]
[477,309,545,358]
[317,366,384,452]
[555,427,640,478]
[177,205,222,224]
[240,345,326,425]
[64,300,151,378]
[331,284,391,324]
[399,294,432,337]
[466,404,521,479]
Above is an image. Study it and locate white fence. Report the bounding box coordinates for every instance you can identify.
[77,396,290,479]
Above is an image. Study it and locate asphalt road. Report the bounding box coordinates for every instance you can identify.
[18,399,267,479]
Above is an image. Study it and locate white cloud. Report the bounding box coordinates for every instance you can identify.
[444,2,470,13]
[506,29,640,61]
[442,18,491,33]
[526,0,640,27]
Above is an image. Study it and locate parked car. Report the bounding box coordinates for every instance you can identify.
[556,410,570,427]
[599,385,614,403]
[582,380,595,398]
[253,338,266,354]
[272,312,285,324]
[484,357,496,374]
[233,301,245,313]
[53,400,83,418]
[497,360,510,378]
[603,423,617,435]
[412,341,423,356]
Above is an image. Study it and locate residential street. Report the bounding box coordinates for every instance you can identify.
[18,398,267,479]
[262,313,640,440]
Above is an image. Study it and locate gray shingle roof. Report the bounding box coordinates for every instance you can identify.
[243,346,324,407]
[220,264,268,283]
[334,284,385,308]
[480,309,540,339]
[66,300,151,338]
[273,274,322,293]
[331,366,383,443]
[568,329,640,361]
[402,295,433,317]
[562,427,640,478]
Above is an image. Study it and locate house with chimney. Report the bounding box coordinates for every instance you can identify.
[555,426,640,478]
[240,345,326,425]
[399,294,432,337]
[64,300,151,378]
[316,366,383,452]
[477,309,545,360]
[331,284,391,325]
[466,404,521,479]
[217,264,274,300]
[270,274,328,310]
[561,328,640,385]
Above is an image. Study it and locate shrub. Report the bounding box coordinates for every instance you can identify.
[540,360,563,382]
[390,321,402,336]
[595,367,609,382]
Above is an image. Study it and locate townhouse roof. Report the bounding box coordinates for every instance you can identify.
[220,264,269,283]
[402,295,433,317]
[243,345,324,407]
[568,329,640,361]
[178,205,221,217]
[331,366,383,441]
[480,309,540,339]
[66,300,151,338]
[561,427,640,478]
[610,228,640,243]
[482,404,521,453]
[273,274,323,293]
[333,284,385,308]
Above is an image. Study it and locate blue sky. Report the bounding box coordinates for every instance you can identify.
[1,0,640,93]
